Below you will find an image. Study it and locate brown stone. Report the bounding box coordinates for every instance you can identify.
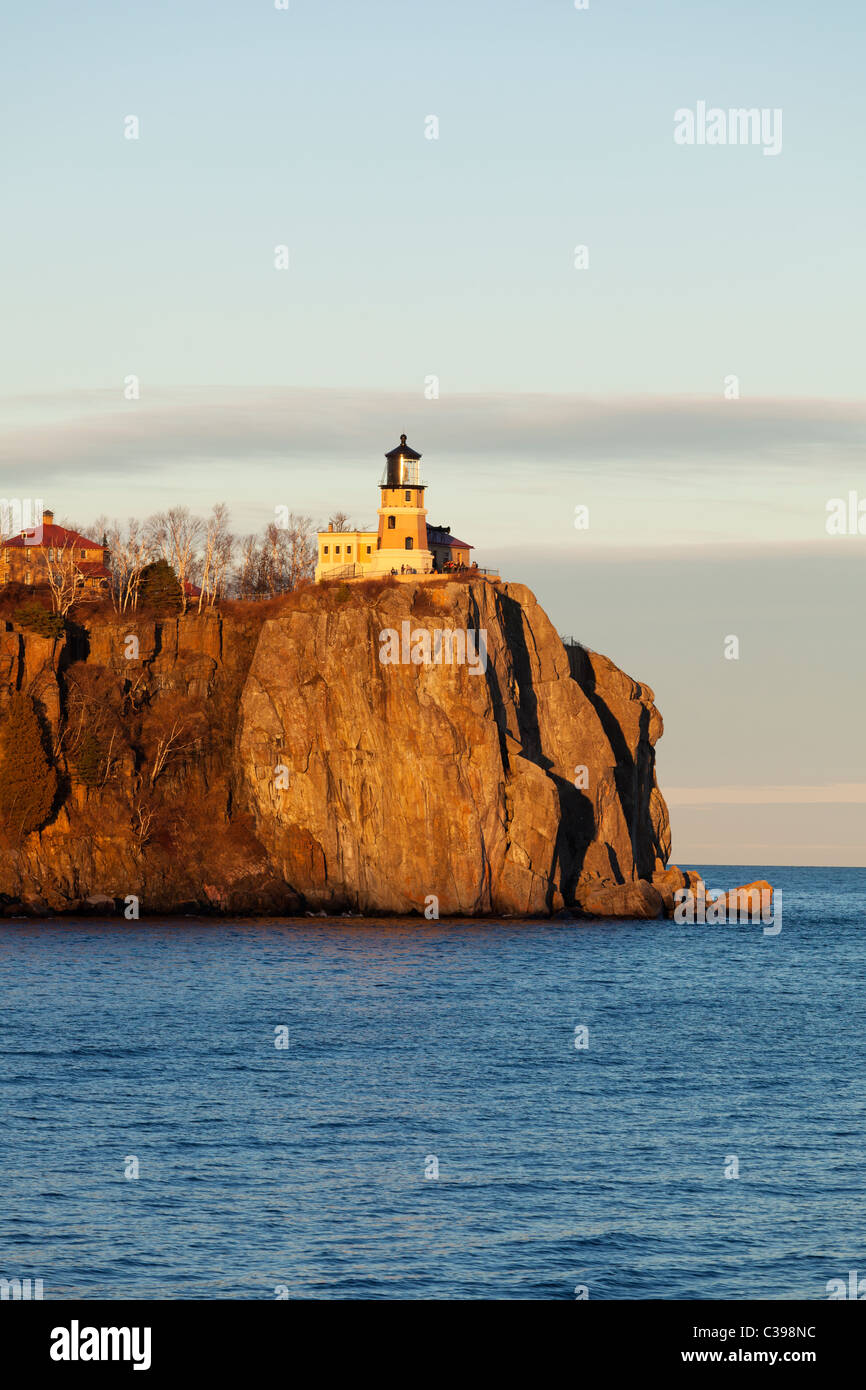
[651,864,689,915]
[0,580,682,917]
[238,579,673,915]
[575,879,664,919]
[720,880,774,919]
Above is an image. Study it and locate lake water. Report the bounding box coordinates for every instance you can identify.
[0,865,863,1300]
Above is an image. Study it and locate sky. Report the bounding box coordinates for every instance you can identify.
[1,0,863,864]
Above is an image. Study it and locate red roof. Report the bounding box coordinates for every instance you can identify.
[427,526,474,550]
[78,561,111,579]
[443,535,472,550]
[4,522,102,550]
[183,580,202,598]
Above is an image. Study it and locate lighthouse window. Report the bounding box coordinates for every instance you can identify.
[346,545,352,555]
[335,545,341,555]
[405,490,411,501]
[388,516,396,529]
[366,545,372,554]
[323,545,329,555]
[405,537,413,550]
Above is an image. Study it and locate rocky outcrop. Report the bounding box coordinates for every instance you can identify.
[650,864,689,914]
[718,880,774,918]
[575,879,664,920]
[0,578,690,917]
[237,579,671,915]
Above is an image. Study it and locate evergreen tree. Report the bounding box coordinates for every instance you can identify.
[74,731,103,788]
[138,559,183,613]
[13,601,65,639]
[0,692,58,835]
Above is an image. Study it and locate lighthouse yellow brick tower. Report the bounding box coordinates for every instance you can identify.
[373,434,433,574]
[314,432,440,581]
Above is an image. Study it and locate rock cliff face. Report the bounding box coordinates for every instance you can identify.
[238,580,670,915]
[0,579,677,918]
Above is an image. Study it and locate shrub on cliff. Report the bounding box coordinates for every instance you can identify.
[138,559,183,614]
[357,575,397,596]
[0,581,33,614]
[0,692,58,835]
[63,666,129,787]
[13,601,65,639]
[73,731,103,788]
[412,587,445,619]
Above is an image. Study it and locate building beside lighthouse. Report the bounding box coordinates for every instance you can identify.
[0,508,110,591]
[315,434,479,582]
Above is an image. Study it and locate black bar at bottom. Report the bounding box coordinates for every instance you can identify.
[2,1298,861,1377]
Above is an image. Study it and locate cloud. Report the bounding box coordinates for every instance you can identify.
[1,387,864,481]
[665,783,866,806]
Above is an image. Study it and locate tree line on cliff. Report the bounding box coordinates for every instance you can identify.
[102,506,330,612]
[2,507,366,618]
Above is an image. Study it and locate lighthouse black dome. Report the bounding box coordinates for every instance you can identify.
[383,433,424,488]
[385,433,422,462]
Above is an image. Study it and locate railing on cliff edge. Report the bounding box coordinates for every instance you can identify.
[322,563,364,581]
[560,635,587,682]
[235,562,501,595]
[437,566,500,577]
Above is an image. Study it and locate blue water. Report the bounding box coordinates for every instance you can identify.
[0,866,863,1300]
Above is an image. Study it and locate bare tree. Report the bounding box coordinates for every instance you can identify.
[44,537,89,615]
[145,507,204,614]
[282,513,317,590]
[235,533,260,599]
[149,719,196,786]
[106,519,151,613]
[131,802,156,853]
[58,669,127,787]
[328,511,353,532]
[198,504,234,611]
[263,522,286,597]
[231,514,316,598]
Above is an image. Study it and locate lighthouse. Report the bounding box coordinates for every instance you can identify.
[373,434,433,574]
[314,432,461,581]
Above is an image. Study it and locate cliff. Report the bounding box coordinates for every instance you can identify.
[0,578,682,918]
